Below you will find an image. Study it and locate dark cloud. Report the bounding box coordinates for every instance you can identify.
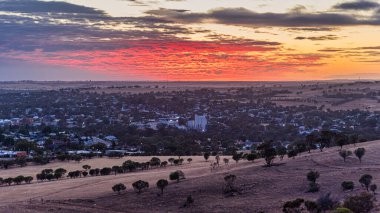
[294,35,340,41]
[333,0,380,10]
[146,7,380,27]
[0,0,106,14]
[0,1,280,53]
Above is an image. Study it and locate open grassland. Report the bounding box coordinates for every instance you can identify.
[2,141,380,212]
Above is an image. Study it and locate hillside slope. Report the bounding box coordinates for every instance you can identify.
[2,141,380,212]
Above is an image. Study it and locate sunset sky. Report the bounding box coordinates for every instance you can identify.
[0,0,380,81]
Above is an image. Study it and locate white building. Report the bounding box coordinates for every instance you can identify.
[187,114,207,132]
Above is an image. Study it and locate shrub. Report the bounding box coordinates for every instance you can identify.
[112,183,126,194]
[132,180,149,193]
[304,200,319,213]
[308,182,320,193]
[359,174,372,191]
[317,193,338,212]
[282,198,304,213]
[332,208,353,213]
[156,179,169,194]
[354,148,365,163]
[182,195,194,208]
[341,181,354,191]
[223,174,239,195]
[307,170,320,183]
[370,184,377,194]
[343,193,374,213]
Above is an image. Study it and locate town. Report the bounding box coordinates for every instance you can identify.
[1,82,380,165]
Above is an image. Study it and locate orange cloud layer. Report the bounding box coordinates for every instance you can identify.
[1,40,327,81]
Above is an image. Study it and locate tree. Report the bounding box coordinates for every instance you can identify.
[223,158,229,165]
[343,193,374,213]
[232,152,242,163]
[335,134,348,150]
[150,157,161,167]
[168,158,175,165]
[307,170,320,192]
[187,158,192,164]
[132,180,149,193]
[246,153,257,162]
[14,140,36,153]
[100,167,112,176]
[339,150,352,162]
[91,142,107,152]
[13,175,25,185]
[215,155,220,165]
[307,170,320,183]
[354,148,365,163]
[203,152,210,161]
[24,176,33,184]
[287,149,298,159]
[156,179,169,195]
[112,183,126,194]
[112,166,121,175]
[223,174,239,195]
[170,170,185,183]
[15,157,27,167]
[359,174,373,191]
[276,145,287,160]
[82,165,91,170]
[257,141,277,167]
[54,168,67,179]
[3,177,13,186]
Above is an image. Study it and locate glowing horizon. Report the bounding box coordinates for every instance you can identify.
[0,0,380,81]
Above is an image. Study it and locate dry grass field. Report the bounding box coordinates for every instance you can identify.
[1,81,379,111]
[2,141,380,212]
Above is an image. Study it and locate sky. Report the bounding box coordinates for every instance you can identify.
[0,0,379,81]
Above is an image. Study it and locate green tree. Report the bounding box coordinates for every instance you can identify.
[203,152,210,161]
[359,174,373,191]
[339,150,352,162]
[112,183,126,194]
[156,179,169,195]
[257,141,277,167]
[132,180,149,193]
[354,148,365,163]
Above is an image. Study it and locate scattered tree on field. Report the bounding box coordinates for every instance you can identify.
[132,180,149,193]
[112,183,126,194]
[354,148,365,163]
[156,179,169,195]
[339,150,352,162]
